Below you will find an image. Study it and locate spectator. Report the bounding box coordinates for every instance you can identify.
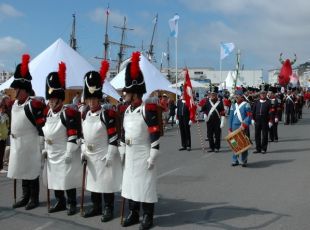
[167,99,177,127]
[0,100,9,173]
[72,92,81,105]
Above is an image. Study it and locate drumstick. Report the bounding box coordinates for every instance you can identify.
[195,115,206,154]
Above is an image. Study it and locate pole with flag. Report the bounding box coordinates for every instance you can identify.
[183,69,197,122]
[220,42,235,88]
[169,13,179,101]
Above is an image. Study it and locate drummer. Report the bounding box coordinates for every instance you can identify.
[228,89,252,167]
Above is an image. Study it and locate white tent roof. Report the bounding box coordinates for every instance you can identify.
[110,54,179,99]
[0,38,120,100]
[169,79,208,88]
[223,71,243,89]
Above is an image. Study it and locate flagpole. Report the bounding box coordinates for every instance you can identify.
[175,37,178,101]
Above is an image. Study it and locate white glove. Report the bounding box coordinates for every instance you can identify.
[105,145,117,167]
[175,119,179,125]
[268,122,273,128]
[81,144,86,162]
[220,116,225,129]
[188,120,192,126]
[203,114,208,122]
[39,136,45,152]
[65,142,78,164]
[42,149,47,159]
[147,148,159,170]
[118,142,126,165]
[251,120,255,126]
[275,118,279,123]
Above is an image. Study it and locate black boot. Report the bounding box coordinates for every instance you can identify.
[48,190,66,213]
[122,199,140,227]
[83,192,102,218]
[139,202,154,230]
[66,189,77,216]
[13,180,30,208]
[139,214,153,230]
[101,193,114,222]
[25,177,39,210]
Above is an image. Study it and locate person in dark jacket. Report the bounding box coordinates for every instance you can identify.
[176,96,192,151]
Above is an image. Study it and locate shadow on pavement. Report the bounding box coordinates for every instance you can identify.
[247,159,295,168]
[155,199,288,229]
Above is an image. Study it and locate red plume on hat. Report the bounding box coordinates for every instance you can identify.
[58,62,66,88]
[20,54,30,78]
[130,51,141,80]
[99,60,109,84]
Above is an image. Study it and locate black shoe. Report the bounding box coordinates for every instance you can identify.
[207,149,214,152]
[187,147,191,151]
[122,211,140,227]
[83,207,102,218]
[275,139,278,142]
[215,149,220,153]
[25,200,39,210]
[253,150,261,154]
[139,214,153,230]
[178,147,186,151]
[231,162,239,167]
[12,197,29,209]
[261,150,267,154]
[101,206,114,222]
[48,200,66,213]
[241,160,248,167]
[67,204,76,216]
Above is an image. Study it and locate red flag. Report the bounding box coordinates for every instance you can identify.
[183,69,197,121]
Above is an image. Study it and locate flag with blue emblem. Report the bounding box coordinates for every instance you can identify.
[169,14,180,38]
[220,42,235,60]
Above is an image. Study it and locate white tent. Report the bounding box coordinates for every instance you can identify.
[110,54,179,99]
[0,38,120,100]
[222,71,243,90]
[169,79,208,88]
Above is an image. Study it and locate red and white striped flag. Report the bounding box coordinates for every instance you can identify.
[183,69,197,121]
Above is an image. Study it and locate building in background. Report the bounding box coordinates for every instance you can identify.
[0,71,13,84]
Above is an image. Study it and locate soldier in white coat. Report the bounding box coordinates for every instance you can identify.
[81,60,122,222]
[42,62,82,215]
[8,54,46,210]
[119,52,161,230]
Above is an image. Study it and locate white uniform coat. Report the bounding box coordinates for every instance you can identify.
[7,100,41,180]
[121,105,158,203]
[82,110,122,193]
[42,110,82,190]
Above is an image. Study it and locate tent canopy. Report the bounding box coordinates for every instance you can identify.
[110,54,180,99]
[0,38,120,100]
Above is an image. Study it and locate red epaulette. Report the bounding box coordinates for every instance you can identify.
[43,106,50,116]
[107,109,116,118]
[145,103,157,112]
[31,98,44,109]
[65,107,78,118]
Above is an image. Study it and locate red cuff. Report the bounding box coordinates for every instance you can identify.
[107,127,117,135]
[148,125,160,133]
[145,103,157,111]
[35,117,45,125]
[241,123,248,129]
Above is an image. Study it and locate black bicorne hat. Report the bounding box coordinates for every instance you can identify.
[123,52,146,95]
[45,62,66,100]
[10,54,33,93]
[83,60,109,100]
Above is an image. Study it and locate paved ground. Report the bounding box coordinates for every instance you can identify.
[1,109,310,230]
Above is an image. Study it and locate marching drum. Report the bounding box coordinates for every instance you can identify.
[225,128,252,155]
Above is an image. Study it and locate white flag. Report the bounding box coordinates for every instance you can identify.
[169,14,179,38]
[220,42,235,60]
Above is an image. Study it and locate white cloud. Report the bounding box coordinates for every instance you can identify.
[0,36,25,53]
[0,37,26,71]
[0,3,23,18]
[178,0,310,70]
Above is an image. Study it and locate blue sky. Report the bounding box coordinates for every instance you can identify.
[1,0,310,79]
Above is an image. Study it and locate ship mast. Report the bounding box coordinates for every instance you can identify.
[166,39,171,81]
[69,13,77,50]
[103,5,110,60]
[110,16,135,73]
[146,14,158,62]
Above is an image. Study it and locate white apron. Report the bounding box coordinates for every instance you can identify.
[7,101,41,180]
[42,110,82,190]
[121,105,158,203]
[82,111,122,193]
